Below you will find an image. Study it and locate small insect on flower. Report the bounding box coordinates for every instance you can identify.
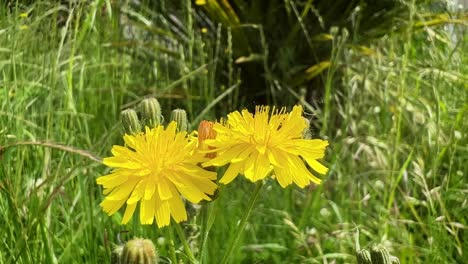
[96,122,218,228]
[202,105,329,188]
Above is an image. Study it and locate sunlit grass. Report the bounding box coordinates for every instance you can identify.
[0,1,466,263]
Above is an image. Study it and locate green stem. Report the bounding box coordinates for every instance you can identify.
[199,168,221,264]
[199,201,215,264]
[167,227,178,264]
[220,181,263,264]
[174,222,196,263]
[1,141,102,162]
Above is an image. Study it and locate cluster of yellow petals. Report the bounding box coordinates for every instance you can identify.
[202,105,329,188]
[96,122,217,227]
[97,105,328,227]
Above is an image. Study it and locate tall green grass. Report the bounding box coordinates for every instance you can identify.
[318,19,467,264]
[0,0,466,263]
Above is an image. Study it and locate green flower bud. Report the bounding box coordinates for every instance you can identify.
[111,244,124,264]
[121,109,141,135]
[371,245,391,264]
[356,249,372,264]
[138,98,162,128]
[121,238,158,264]
[390,256,401,264]
[170,109,188,132]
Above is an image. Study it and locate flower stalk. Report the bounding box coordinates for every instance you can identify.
[174,222,196,263]
[220,181,263,264]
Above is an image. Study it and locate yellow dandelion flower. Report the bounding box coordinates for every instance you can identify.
[97,122,218,228]
[203,105,329,188]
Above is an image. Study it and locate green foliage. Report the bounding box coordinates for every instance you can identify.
[194,0,418,104]
[0,0,466,263]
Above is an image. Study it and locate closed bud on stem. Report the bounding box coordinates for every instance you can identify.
[370,245,391,264]
[356,249,372,264]
[138,98,162,128]
[121,109,141,135]
[121,238,158,264]
[170,109,188,132]
[390,256,400,264]
[111,244,124,264]
[198,120,217,158]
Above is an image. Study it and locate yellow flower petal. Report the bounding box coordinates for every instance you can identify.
[287,155,312,187]
[96,172,129,189]
[220,162,243,184]
[230,144,255,163]
[121,203,137,224]
[111,145,135,158]
[155,199,171,227]
[243,152,257,181]
[307,159,328,174]
[168,195,187,223]
[103,188,113,195]
[273,167,292,188]
[140,195,156,225]
[307,172,322,185]
[188,176,218,195]
[269,147,291,168]
[252,153,272,181]
[101,198,126,215]
[103,156,142,170]
[204,143,250,166]
[180,164,217,180]
[144,182,156,200]
[127,179,147,204]
[157,179,173,200]
[175,182,212,203]
[106,178,139,201]
[123,134,137,149]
